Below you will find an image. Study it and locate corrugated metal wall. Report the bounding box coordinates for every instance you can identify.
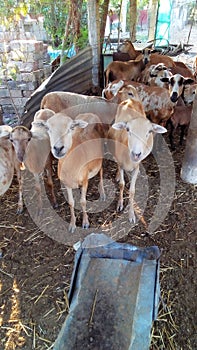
[21,46,94,127]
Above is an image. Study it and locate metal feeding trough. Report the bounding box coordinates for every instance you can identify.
[54,233,160,350]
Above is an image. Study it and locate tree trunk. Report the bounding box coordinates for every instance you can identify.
[87,0,101,88]
[148,0,159,42]
[61,0,82,65]
[129,0,137,42]
[181,91,197,184]
[100,0,110,50]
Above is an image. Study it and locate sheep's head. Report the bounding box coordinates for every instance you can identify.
[34,113,88,159]
[112,118,166,162]
[9,126,32,163]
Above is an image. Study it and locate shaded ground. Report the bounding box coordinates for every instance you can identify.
[0,128,196,349]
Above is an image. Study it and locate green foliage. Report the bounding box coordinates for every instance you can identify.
[29,1,70,47]
[0,0,28,29]
[137,0,149,10]
[76,27,88,50]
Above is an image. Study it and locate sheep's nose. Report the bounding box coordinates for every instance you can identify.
[54,145,64,155]
[132,151,141,161]
[170,92,178,103]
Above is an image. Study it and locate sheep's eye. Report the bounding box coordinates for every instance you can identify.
[126,127,130,132]
[128,92,134,97]
[10,139,13,142]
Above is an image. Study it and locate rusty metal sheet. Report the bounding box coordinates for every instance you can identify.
[54,233,160,350]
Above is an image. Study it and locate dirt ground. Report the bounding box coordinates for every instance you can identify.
[1,24,197,349]
[0,124,196,350]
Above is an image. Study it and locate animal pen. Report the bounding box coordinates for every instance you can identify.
[0,1,197,350]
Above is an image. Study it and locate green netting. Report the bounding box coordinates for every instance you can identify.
[155,0,173,47]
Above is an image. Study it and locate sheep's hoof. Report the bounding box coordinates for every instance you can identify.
[129,212,136,224]
[69,223,76,233]
[82,221,90,229]
[53,202,58,209]
[16,207,23,215]
[117,201,123,212]
[100,192,106,201]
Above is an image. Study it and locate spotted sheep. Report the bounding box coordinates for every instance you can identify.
[103,80,175,126]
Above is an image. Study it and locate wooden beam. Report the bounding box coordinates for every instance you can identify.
[181,89,197,184]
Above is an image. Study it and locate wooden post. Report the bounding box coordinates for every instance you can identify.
[87,0,101,88]
[181,89,197,184]
[148,0,159,42]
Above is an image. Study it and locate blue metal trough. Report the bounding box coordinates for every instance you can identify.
[54,233,160,350]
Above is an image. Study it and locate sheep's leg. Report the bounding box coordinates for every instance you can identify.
[179,125,187,145]
[80,179,89,229]
[34,174,43,216]
[169,120,176,150]
[115,165,121,182]
[45,155,58,208]
[98,167,106,201]
[15,166,23,214]
[128,166,139,223]
[117,168,125,212]
[67,187,76,233]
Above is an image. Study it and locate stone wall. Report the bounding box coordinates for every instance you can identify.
[0,19,52,125]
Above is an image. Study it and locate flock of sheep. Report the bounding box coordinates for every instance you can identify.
[0,39,196,232]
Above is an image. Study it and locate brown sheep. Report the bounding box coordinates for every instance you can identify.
[107,97,166,223]
[9,109,58,216]
[0,125,23,213]
[33,112,105,232]
[104,54,145,86]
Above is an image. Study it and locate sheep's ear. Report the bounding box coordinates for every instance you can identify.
[71,120,88,130]
[112,121,127,130]
[151,123,167,134]
[183,78,195,85]
[31,120,48,129]
[0,125,12,138]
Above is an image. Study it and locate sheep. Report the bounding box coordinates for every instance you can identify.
[40,88,142,139]
[138,63,173,88]
[142,48,176,68]
[104,54,145,86]
[117,39,141,59]
[117,40,196,80]
[118,41,176,68]
[107,97,167,223]
[33,112,105,233]
[102,80,142,105]
[0,125,23,213]
[160,73,195,103]
[103,80,175,126]
[40,91,120,137]
[169,61,195,79]
[181,83,197,105]
[9,109,58,216]
[168,102,193,150]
